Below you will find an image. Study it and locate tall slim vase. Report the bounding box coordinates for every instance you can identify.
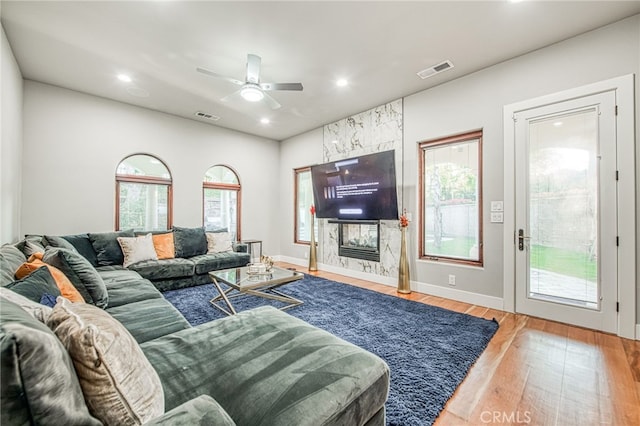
[398,227,411,294]
[309,214,318,272]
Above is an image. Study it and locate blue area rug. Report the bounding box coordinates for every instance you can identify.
[163,273,498,426]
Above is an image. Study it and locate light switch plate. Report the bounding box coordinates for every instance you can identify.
[490,212,504,223]
[491,201,504,212]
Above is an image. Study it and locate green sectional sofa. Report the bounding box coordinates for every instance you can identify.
[31,227,251,291]
[0,239,390,425]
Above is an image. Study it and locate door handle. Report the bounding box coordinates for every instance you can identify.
[518,229,530,251]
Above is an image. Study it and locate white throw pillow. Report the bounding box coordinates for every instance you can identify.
[46,298,164,425]
[206,232,233,254]
[116,233,158,267]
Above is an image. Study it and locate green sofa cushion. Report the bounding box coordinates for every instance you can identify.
[104,277,163,308]
[43,235,77,251]
[173,226,207,258]
[0,298,100,425]
[191,252,250,275]
[43,247,108,309]
[107,298,191,343]
[144,395,236,426]
[62,234,99,267]
[0,245,26,287]
[141,306,389,426]
[6,267,61,303]
[89,230,134,266]
[128,258,195,280]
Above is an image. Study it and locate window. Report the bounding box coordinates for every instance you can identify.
[203,165,241,240]
[294,167,317,244]
[419,130,483,266]
[116,154,172,231]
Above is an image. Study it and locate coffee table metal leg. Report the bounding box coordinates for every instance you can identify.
[210,278,237,315]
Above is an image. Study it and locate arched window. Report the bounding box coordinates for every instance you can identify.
[116,154,172,231]
[203,165,241,240]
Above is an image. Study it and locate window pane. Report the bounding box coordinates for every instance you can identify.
[119,182,168,231]
[204,188,238,239]
[423,139,480,261]
[117,154,170,179]
[204,166,238,184]
[296,169,317,243]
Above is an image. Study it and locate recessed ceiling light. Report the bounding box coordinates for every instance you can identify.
[553,121,563,127]
[117,74,132,83]
[332,139,339,144]
[260,118,270,125]
[336,79,348,87]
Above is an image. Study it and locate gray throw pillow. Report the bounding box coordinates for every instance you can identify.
[0,244,27,287]
[0,298,101,425]
[88,230,134,266]
[6,267,61,303]
[43,248,108,309]
[173,226,207,258]
[15,239,46,257]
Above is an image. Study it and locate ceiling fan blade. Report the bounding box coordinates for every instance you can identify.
[220,90,243,104]
[197,67,244,86]
[246,54,261,84]
[262,92,282,110]
[260,82,304,91]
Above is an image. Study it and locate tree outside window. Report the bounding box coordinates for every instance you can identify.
[116,154,172,231]
[203,165,241,240]
[419,130,483,266]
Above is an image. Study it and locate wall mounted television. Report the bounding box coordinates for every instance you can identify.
[310,150,399,220]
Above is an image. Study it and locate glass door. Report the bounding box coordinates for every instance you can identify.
[514,91,617,333]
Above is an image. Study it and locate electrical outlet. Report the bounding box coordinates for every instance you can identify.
[448,274,456,286]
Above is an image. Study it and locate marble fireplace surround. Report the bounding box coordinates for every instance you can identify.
[319,99,403,278]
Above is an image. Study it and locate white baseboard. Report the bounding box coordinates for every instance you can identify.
[636,324,640,340]
[276,255,503,311]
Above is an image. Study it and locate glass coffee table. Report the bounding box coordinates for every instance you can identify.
[209,266,304,316]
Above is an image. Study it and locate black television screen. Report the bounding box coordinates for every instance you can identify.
[310,150,399,220]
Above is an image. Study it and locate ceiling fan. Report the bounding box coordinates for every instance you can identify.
[197,54,303,109]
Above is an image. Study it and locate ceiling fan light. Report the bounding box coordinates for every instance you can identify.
[240,85,264,102]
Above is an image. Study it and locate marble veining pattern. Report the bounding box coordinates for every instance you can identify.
[320,99,403,277]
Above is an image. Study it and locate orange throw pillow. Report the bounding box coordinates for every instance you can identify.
[152,233,175,260]
[15,256,85,303]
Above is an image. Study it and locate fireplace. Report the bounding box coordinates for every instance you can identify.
[330,220,380,262]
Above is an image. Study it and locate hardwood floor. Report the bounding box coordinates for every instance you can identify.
[277,262,640,426]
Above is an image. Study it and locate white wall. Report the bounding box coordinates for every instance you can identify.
[278,127,323,261]
[280,15,639,312]
[0,24,23,244]
[21,82,282,254]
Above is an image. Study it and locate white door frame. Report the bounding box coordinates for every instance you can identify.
[503,74,636,339]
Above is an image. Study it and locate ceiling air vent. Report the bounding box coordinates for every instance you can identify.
[416,60,454,80]
[194,111,220,121]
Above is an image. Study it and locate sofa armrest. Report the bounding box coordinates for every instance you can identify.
[144,395,235,425]
[233,242,248,253]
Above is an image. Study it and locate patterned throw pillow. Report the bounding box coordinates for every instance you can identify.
[47,298,165,425]
[117,233,159,267]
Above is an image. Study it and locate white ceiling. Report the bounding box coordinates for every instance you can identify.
[2,1,639,141]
